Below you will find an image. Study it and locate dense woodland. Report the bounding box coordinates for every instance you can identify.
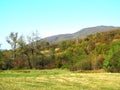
[0,29,120,72]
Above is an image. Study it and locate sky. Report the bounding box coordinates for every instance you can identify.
[0,0,120,49]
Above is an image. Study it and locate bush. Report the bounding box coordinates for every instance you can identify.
[104,41,120,72]
[108,51,120,72]
[70,57,92,71]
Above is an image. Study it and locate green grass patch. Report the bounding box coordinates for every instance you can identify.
[0,69,120,90]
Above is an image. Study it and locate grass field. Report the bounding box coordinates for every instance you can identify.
[0,69,120,90]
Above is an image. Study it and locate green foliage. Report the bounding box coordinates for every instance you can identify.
[59,40,72,50]
[6,32,18,61]
[70,57,92,71]
[108,50,120,72]
[1,29,120,72]
[104,40,120,72]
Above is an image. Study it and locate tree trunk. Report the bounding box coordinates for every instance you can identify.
[25,53,32,69]
[27,57,32,69]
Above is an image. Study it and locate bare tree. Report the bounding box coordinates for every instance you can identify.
[27,30,41,55]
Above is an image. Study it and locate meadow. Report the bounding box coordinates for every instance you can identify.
[0,69,120,90]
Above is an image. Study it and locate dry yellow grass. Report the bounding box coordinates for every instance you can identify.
[0,69,120,90]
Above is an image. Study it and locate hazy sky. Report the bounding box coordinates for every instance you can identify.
[0,0,120,49]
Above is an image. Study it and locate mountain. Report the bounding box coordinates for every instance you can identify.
[43,26,120,43]
[43,34,73,43]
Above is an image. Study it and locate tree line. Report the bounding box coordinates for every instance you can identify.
[0,29,120,72]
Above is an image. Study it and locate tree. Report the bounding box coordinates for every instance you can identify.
[40,40,50,50]
[27,30,41,55]
[59,40,71,50]
[106,50,120,72]
[17,35,33,69]
[103,40,120,72]
[6,32,18,61]
[17,31,41,69]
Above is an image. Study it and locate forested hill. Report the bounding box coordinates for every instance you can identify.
[1,26,120,72]
[43,26,120,43]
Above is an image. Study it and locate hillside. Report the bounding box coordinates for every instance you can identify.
[43,26,120,43]
[1,26,120,72]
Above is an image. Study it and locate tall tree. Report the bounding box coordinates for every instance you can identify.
[27,30,40,55]
[17,35,33,69]
[17,31,41,69]
[6,32,18,61]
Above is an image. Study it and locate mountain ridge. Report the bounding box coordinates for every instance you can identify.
[43,25,120,43]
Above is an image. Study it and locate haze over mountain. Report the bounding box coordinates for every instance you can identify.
[43,26,120,43]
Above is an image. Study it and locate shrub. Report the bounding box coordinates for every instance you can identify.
[104,40,120,72]
[70,57,92,71]
[108,51,120,72]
